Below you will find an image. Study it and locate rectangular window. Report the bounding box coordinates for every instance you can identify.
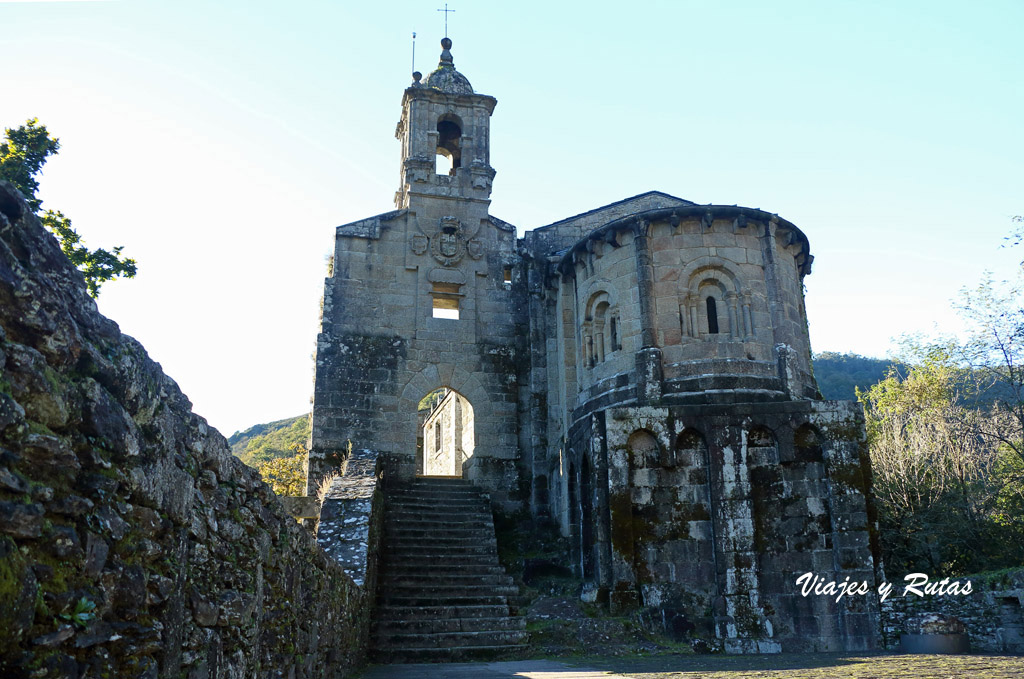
[503,266,512,289]
[431,282,461,320]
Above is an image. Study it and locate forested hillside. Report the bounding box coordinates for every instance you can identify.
[229,414,309,465]
[812,351,896,401]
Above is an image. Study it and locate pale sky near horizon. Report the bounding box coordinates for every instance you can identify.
[2,0,1022,436]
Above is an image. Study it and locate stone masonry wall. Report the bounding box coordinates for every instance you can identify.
[570,400,879,653]
[310,206,524,509]
[0,181,369,678]
[879,570,1024,653]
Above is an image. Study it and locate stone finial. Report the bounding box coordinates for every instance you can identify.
[422,36,474,94]
[439,37,454,67]
[412,71,422,84]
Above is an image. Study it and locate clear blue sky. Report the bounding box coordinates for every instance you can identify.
[3,0,1022,436]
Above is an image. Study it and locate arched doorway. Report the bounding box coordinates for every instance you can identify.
[416,388,476,477]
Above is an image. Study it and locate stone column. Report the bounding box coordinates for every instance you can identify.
[689,297,699,339]
[742,292,753,339]
[727,292,740,339]
[632,219,657,349]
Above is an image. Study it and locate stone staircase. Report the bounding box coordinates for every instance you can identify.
[371,477,527,662]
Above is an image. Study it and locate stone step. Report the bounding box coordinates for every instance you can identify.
[392,480,485,490]
[387,497,491,507]
[406,477,475,485]
[389,486,488,497]
[384,528,495,542]
[374,628,528,650]
[374,604,512,621]
[372,478,521,663]
[381,564,509,577]
[379,573,515,589]
[385,514,494,526]
[377,594,512,607]
[369,644,527,663]
[379,582,519,597]
[381,554,501,568]
[373,615,526,635]
[385,518,493,528]
[384,544,497,557]
[392,484,481,493]
[383,536,497,550]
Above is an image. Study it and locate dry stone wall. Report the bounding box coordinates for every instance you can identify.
[0,181,369,678]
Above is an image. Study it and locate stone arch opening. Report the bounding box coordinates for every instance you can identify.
[747,425,776,448]
[627,429,661,470]
[626,429,661,583]
[417,387,475,476]
[794,423,825,463]
[436,114,463,176]
[675,428,709,468]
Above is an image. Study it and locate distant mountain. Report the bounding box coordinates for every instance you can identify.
[812,352,896,401]
[228,414,309,466]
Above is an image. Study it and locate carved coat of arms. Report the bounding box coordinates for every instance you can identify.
[410,216,486,267]
[430,216,466,267]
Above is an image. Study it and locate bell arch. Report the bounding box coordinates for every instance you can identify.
[435,112,463,176]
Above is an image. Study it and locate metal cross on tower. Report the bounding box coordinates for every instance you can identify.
[437,3,455,37]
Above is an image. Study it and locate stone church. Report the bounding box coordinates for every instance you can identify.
[309,37,880,652]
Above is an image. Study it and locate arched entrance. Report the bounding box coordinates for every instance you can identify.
[416,388,476,477]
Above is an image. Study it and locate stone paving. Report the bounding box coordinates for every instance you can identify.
[358,659,631,678]
[358,653,1024,679]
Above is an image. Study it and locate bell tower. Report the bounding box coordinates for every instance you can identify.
[394,38,497,211]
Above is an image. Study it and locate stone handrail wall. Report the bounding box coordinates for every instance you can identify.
[0,181,370,678]
[316,449,386,590]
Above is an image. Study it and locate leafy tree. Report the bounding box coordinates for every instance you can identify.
[859,348,1024,574]
[861,220,1024,574]
[0,118,58,213]
[256,453,306,496]
[0,118,136,297]
[949,220,1024,473]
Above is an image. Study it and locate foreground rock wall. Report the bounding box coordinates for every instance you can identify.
[0,181,368,678]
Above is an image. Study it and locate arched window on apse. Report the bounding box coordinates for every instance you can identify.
[584,291,618,367]
[681,267,754,341]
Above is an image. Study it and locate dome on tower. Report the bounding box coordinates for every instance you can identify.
[423,37,474,95]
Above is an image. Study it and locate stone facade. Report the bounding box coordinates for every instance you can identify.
[309,38,881,652]
[0,181,372,678]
